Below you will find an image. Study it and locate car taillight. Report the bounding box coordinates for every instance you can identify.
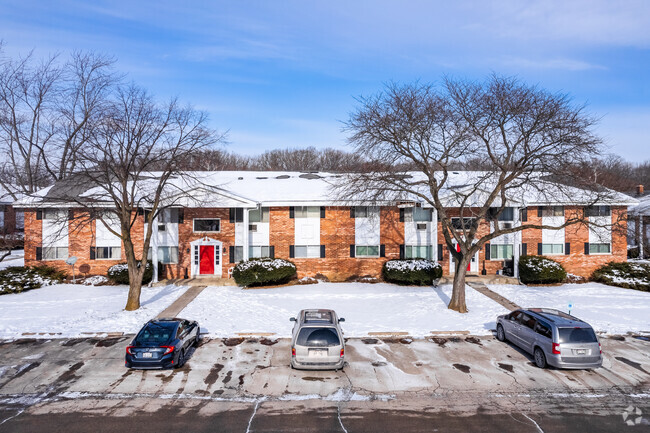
[291,347,296,357]
[599,342,602,354]
[552,343,561,355]
[340,348,344,358]
[160,346,174,355]
[126,346,135,355]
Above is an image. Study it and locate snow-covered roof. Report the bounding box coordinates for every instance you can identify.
[629,195,650,216]
[14,170,638,209]
[0,184,25,204]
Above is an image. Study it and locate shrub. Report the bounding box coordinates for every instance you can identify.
[627,247,640,259]
[518,255,567,284]
[0,265,66,295]
[591,262,650,292]
[232,258,297,287]
[107,261,153,285]
[382,259,443,285]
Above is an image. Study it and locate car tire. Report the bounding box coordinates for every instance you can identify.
[496,324,506,342]
[194,333,201,347]
[176,350,185,369]
[534,347,547,369]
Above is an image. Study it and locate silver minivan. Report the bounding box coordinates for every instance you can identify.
[290,309,345,370]
[496,308,602,369]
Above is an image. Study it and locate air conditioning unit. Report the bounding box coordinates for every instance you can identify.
[416,223,427,231]
[249,224,257,232]
[158,224,166,232]
[502,222,512,229]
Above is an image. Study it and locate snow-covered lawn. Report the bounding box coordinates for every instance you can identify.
[0,283,187,339]
[180,282,509,337]
[489,283,650,335]
[0,249,24,270]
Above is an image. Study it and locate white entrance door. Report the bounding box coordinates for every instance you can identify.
[190,238,222,277]
[449,242,479,274]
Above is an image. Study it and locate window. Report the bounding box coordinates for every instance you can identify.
[294,206,320,218]
[585,206,611,217]
[490,244,513,260]
[518,313,536,330]
[489,207,514,221]
[296,327,340,347]
[355,206,370,218]
[405,245,433,260]
[589,243,611,254]
[43,209,66,220]
[534,321,552,339]
[233,246,244,262]
[43,246,68,260]
[451,218,476,230]
[294,245,321,258]
[558,327,597,343]
[542,244,564,255]
[249,224,257,232]
[249,246,271,258]
[542,206,564,217]
[96,246,121,260]
[249,207,269,223]
[158,246,179,264]
[356,245,380,257]
[413,207,432,222]
[158,208,179,223]
[16,211,25,230]
[193,218,220,232]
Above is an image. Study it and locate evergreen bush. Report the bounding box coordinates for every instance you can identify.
[0,265,66,295]
[232,258,297,287]
[382,259,442,285]
[518,255,567,284]
[592,262,650,292]
[107,261,153,285]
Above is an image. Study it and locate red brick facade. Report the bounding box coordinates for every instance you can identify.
[23,205,628,281]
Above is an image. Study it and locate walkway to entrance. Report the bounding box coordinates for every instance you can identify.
[466,281,521,311]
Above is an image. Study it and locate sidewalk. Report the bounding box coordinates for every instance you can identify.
[467,282,521,311]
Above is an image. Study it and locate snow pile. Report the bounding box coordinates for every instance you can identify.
[0,250,24,270]
[489,283,650,334]
[181,282,508,337]
[82,275,109,286]
[0,283,187,338]
[108,263,129,273]
[384,259,440,272]
[235,258,296,272]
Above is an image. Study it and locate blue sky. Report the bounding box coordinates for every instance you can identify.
[1,0,648,160]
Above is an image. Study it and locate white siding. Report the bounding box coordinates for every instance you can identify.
[96,214,121,247]
[249,221,270,246]
[42,210,68,247]
[355,207,380,245]
[542,215,565,244]
[589,215,612,244]
[404,208,433,245]
[295,217,320,245]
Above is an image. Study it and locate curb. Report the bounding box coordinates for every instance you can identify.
[236,332,277,337]
[368,331,409,337]
[429,330,470,335]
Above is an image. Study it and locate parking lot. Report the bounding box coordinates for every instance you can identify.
[1,334,648,432]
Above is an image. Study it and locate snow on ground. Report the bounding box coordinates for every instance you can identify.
[0,283,187,339]
[488,283,650,334]
[180,282,509,337]
[0,250,24,270]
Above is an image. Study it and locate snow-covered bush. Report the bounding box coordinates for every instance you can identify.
[107,261,153,285]
[592,262,650,292]
[518,255,567,284]
[0,265,66,295]
[382,259,442,286]
[82,275,110,286]
[232,258,297,287]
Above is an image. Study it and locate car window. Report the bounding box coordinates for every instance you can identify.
[296,327,341,347]
[177,322,186,337]
[558,327,598,343]
[509,311,522,321]
[135,322,176,344]
[518,313,536,329]
[534,321,552,339]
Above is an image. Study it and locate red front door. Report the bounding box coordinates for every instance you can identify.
[456,243,471,271]
[199,245,214,274]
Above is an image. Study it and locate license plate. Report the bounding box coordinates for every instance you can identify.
[308,349,327,357]
[575,349,586,355]
[142,352,153,358]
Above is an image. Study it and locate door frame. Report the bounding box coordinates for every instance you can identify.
[190,237,222,277]
[449,240,479,274]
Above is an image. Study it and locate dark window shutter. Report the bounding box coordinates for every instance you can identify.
[269,246,275,259]
[399,208,405,222]
[90,247,96,260]
[485,243,491,260]
[537,207,543,218]
[521,208,528,222]
[289,207,295,219]
[320,245,326,258]
[144,210,151,221]
[399,244,405,259]
[229,246,235,263]
[438,244,443,261]
[68,209,74,220]
[137,208,144,216]
[320,206,325,219]
[350,207,355,218]
[565,242,570,255]
[178,209,184,224]
[36,209,42,220]
[236,208,243,223]
[289,245,295,258]
[537,243,543,255]
[380,244,386,257]
[584,242,590,255]
[522,243,527,256]
[350,244,355,258]
[36,247,42,260]
[229,208,235,223]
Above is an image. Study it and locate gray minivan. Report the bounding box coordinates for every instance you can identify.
[290,309,345,370]
[496,308,602,369]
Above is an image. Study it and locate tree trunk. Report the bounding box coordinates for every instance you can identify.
[123,239,145,311]
[448,256,469,313]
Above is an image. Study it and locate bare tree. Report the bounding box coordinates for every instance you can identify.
[342,75,617,313]
[74,85,221,310]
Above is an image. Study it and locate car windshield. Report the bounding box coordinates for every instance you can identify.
[296,327,340,347]
[558,327,598,343]
[135,322,176,345]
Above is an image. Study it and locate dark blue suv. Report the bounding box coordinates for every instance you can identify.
[125,318,200,369]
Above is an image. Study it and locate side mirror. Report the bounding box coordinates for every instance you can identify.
[289,317,296,322]
[338,318,345,322]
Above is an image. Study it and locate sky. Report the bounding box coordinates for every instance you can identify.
[0,0,648,160]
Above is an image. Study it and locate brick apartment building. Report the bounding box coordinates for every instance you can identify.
[16,171,635,281]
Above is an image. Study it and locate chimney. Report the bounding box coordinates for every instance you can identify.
[637,184,644,196]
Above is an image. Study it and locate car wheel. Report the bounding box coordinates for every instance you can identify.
[534,347,547,369]
[176,350,185,369]
[496,324,506,342]
[194,333,201,347]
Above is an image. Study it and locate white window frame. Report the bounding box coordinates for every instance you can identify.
[294,206,320,218]
[541,243,564,255]
[405,245,433,260]
[95,246,121,260]
[249,207,270,223]
[193,218,221,233]
[589,243,611,255]
[294,245,321,258]
[490,244,514,260]
[542,206,564,217]
[157,246,179,264]
[355,245,380,258]
[43,246,68,260]
[249,245,271,259]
